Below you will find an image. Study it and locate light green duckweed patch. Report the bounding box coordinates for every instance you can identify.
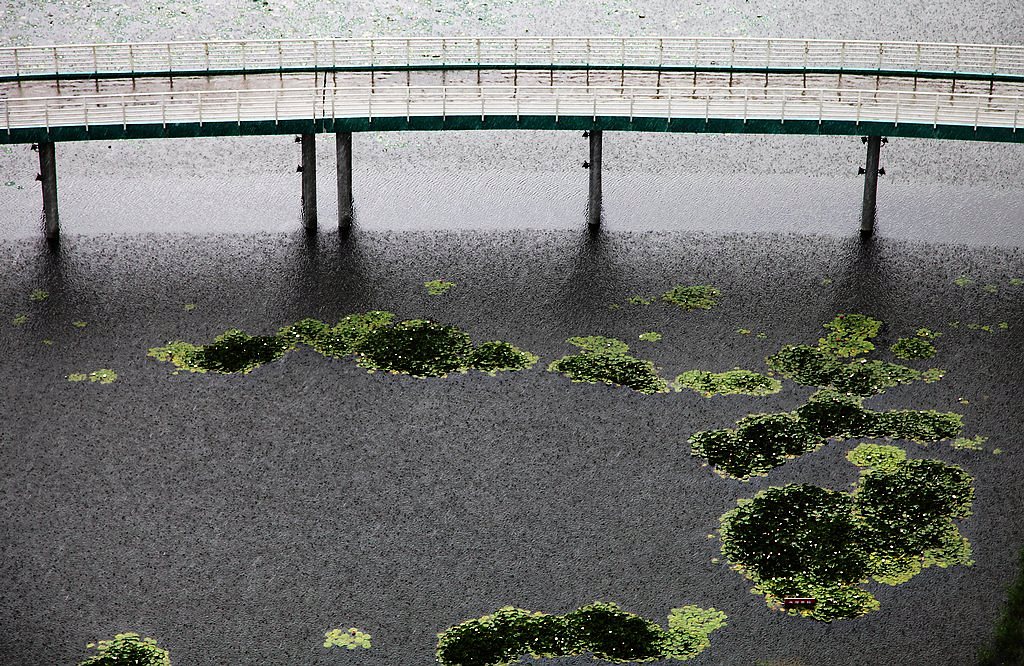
[662,285,720,311]
[29,289,48,302]
[424,279,456,296]
[817,314,882,358]
[675,369,782,398]
[324,628,372,650]
[68,369,118,384]
[12,313,28,325]
[567,335,631,355]
[951,435,987,451]
[846,443,906,471]
[639,331,662,342]
[80,632,170,666]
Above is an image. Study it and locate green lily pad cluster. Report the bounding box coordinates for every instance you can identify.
[324,627,372,650]
[149,313,537,378]
[674,369,782,398]
[436,602,727,666]
[890,335,938,361]
[548,336,668,394]
[690,389,963,479]
[79,633,170,666]
[719,449,974,621]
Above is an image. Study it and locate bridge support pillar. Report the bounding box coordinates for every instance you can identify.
[860,136,882,237]
[300,133,317,231]
[588,130,602,228]
[37,141,59,240]
[336,131,353,231]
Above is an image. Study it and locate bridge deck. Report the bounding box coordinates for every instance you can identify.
[2,37,1023,143]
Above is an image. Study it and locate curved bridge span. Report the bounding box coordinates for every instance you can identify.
[2,36,1022,239]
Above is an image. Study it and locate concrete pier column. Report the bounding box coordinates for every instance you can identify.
[37,142,59,240]
[588,130,603,228]
[300,133,317,230]
[860,135,882,236]
[336,131,353,231]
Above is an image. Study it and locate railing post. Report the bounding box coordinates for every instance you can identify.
[587,129,602,228]
[336,131,353,231]
[300,133,317,231]
[860,135,882,236]
[38,141,59,241]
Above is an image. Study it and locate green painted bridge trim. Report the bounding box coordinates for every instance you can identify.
[3,114,1022,144]
[4,63,1024,85]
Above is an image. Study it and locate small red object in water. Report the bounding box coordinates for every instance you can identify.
[782,597,817,609]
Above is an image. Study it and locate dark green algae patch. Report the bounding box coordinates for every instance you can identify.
[690,389,963,479]
[690,314,962,479]
[436,602,727,666]
[674,369,781,398]
[719,445,974,621]
[547,336,669,394]
[148,312,538,378]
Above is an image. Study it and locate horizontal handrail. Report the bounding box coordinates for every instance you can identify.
[3,84,1021,134]
[2,37,1023,82]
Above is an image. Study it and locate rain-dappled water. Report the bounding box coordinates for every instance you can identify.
[1,3,1023,666]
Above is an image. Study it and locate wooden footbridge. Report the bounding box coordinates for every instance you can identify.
[2,37,1023,239]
